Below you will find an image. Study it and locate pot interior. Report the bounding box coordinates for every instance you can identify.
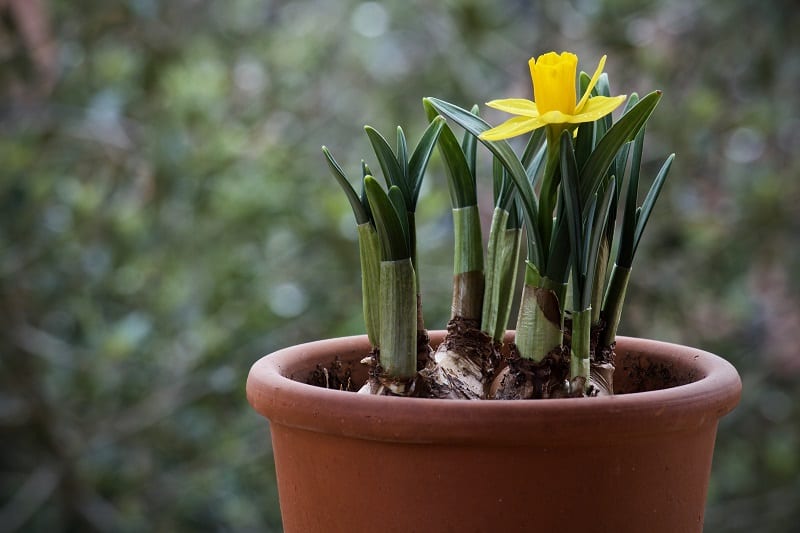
[292,334,701,395]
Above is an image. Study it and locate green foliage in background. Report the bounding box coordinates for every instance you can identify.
[1,0,798,531]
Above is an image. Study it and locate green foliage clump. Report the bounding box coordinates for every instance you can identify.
[1,0,798,531]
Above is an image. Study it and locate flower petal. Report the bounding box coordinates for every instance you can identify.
[485,98,539,117]
[538,110,573,124]
[479,116,546,141]
[530,52,578,115]
[575,55,607,114]
[565,95,627,124]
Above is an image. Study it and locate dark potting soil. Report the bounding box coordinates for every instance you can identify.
[304,338,697,396]
[614,355,696,394]
[306,357,357,392]
[493,345,572,399]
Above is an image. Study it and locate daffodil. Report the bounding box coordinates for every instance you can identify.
[480,52,626,141]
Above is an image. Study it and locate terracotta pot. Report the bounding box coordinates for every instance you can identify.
[246,332,741,533]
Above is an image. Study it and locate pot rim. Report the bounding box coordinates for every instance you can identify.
[246,332,742,445]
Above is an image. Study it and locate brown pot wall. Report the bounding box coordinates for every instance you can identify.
[246,333,741,533]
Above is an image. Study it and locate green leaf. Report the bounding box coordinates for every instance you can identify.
[360,160,374,222]
[408,116,445,206]
[423,99,475,209]
[584,179,616,310]
[493,156,515,211]
[611,92,640,180]
[579,71,591,99]
[364,176,410,261]
[388,185,410,250]
[523,130,547,187]
[322,146,369,224]
[578,90,662,208]
[617,126,645,266]
[545,198,571,283]
[462,105,480,176]
[595,73,613,139]
[559,130,583,308]
[425,97,544,268]
[582,194,599,278]
[632,153,674,255]
[365,126,411,208]
[396,126,408,181]
[574,119,595,171]
[574,71,596,169]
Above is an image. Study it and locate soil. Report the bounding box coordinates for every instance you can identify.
[439,316,499,380]
[615,355,694,394]
[492,345,572,399]
[304,321,696,398]
[306,357,357,392]
[416,329,433,370]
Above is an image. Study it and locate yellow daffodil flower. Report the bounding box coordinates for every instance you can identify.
[480,52,626,141]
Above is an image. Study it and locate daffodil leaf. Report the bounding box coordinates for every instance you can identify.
[493,156,515,212]
[559,130,584,307]
[365,126,412,208]
[632,153,674,256]
[574,72,596,167]
[579,90,662,209]
[388,184,410,250]
[610,93,638,178]
[408,116,445,206]
[360,160,374,222]
[423,99,476,209]
[492,156,504,204]
[424,97,544,268]
[575,119,595,170]
[396,126,408,180]
[595,73,613,139]
[621,92,640,114]
[509,196,523,230]
[579,71,591,101]
[546,199,571,283]
[462,105,480,175]
[521,128,547,184]
[585,178,616,310]
[582,194,598,277]
[616,126,646,267]
[322,146,370,225]
[605,174,620,242]
[364,176,410,261]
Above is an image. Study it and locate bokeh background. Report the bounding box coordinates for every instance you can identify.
[1,0,798,531]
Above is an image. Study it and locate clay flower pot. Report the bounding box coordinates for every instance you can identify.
[246,331,741,533]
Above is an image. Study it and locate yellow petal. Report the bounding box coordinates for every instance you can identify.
[575,55,607,114]
[485,98,539,118]
[530,52,577,115]
[479,116,546,141]
[565,95,627,124]
[538,110,573,124]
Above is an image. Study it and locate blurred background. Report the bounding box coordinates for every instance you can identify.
[1,0,798,531]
